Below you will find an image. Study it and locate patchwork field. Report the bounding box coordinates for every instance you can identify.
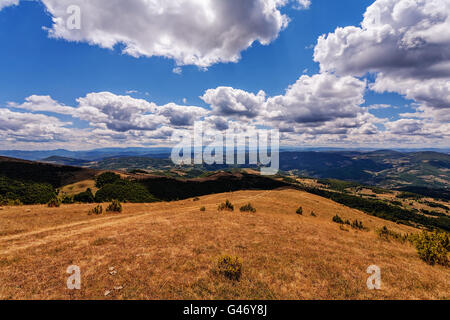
[0,189,448,300]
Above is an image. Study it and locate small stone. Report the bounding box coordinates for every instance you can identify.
[104,290,111,296]
[108,267,115,271]
[114,286,123,291]
[109,270,117,275]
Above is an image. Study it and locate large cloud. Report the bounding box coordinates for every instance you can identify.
[315,0,450,79]
[264,73,366,125]
[201,87,266,119]
[9,92,208,133]
[0,108,72,143]
[75,92,164,132]
[0,0,18,11]
[158,103,207,126]
[314,0,450,111]
[201,73,367,130]
[385,118,450,139]
[33,0,310,67]
[4,76,447,149]
[8,95,75,115]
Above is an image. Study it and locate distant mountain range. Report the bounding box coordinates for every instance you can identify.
[279,150,450,190]
[2,148,449,192]
[1,147,448,162]
[0,147,173,161]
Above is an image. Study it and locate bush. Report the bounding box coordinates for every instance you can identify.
[218,200,234,212]
[47,197,61,208]
[0,176,55,205]
[296,207,303,215]
[310,211,317,217]
[200,206,206,212]
[62,194,74,204]
[332,214,344,224]
[376,226,409,243]
[95,172,121,188]
[74,188,95,203]
[89,205,103,215]
[91,237,111,246]
[106,200,123,213]
[240,203,256,213]
[3,199,23,206]
[216,255,242,281]
[95,180,157,203]
[410,231,449,266]
[351,219,366,230]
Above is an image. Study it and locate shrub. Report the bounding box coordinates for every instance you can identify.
[74,188,95,203]
[91,237,111,246]
[89,205,103,215]
[106,200,123,213]
[47,197,61,208]
[95,172,121,188]
[296,207,303,215]
[377,226,409,243]
[218,200,234,212]
[7,199,23,206]
[240,203,256,213]
[310,211,317,217]
[95,180,157,203]
[390,200,403,207]
[200,206,206,212]
[62,194,74,204]
[410,231,449,266]
[332,214,344,224]
[351,219,366,230]
[216,255,242,281]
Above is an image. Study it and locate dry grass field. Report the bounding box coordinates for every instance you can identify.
[60,179,98,196]
[0,189,448,300]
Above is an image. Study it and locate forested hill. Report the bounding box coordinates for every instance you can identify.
[0,156,96,188]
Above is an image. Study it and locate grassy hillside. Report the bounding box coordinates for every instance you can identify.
[0,190,448,300]
[61,180,98,196]
[1,156,448,233]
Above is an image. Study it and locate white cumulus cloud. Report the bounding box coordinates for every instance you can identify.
[36,0,308,67]
[0,0,18,11]
[8,95,75,115]
[314,0,450,112]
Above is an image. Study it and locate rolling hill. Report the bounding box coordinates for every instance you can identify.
[0,189,448,299]
[1,156,448,230]
[3,148,448,192]
[0,156,96,188]
[279,151,450,190]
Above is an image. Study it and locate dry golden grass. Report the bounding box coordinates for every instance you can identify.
[0,189,448,300]
[61,180,98,196]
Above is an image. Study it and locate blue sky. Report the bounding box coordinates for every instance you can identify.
[0,0,448,150]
